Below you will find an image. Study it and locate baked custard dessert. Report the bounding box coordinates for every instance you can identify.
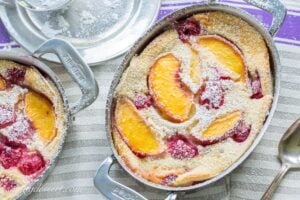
[112,11,273,187]
[0,60,66,199]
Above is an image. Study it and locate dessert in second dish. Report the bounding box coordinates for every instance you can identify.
[0,60,67,199]
[112,11,273,187]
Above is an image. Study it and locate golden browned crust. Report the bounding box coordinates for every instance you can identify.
[113,11,273,187]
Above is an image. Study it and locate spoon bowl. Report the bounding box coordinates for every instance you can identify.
[279,119,300,167]
[261,118,300,200]
[16,0,73,11]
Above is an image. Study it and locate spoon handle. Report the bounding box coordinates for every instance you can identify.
[261,164,290,200]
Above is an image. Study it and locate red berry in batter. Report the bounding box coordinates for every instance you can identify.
[6,68,26,84]
[231,123,251,143]
[250,71,263,99]
[161,174,178,185]
[133,94,153,110]
[0,176,17,191]
[167,134,198,159]
[18,151,45,176]
[199,81,225,110]
[174,19,201,42]
[0,147,23,169]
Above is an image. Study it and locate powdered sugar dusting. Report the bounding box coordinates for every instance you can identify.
[80,10,97,25]
[36,0,126,39]
[0,85,27,107]
[0,106,15,128]
[167,134,198,160]
[200,80,224,109]
[133,94,153,110]
[4,116,34,141]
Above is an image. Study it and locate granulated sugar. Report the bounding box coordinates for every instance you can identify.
[80,10,97,25]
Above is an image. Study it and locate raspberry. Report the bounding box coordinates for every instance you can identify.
[250,71,263,99]
[6,68,26,84]
[161,174,178,186]
[18,151,45,176]
[231,123,251,143]
[0,143,5,154]
[0,134,27,169]
[0,105,16,129]
[167,134,198,159]
[174,19,201,42]
[192,136,224,147]
[133,94,153,110]
[0,135,27,149]
[219,76,231,80]
[199,81,225,110]
[0,176,17,191]
[0,147,23,169]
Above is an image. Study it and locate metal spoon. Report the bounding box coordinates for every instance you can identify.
[261,118,300,200]
[16,0,73,11]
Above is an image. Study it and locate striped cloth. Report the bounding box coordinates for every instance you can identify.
[0,0,300,199]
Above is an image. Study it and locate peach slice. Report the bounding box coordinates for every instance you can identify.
[114,97,162,157]
[0,76,6,90]
[25,91,56,143]
[197,35,246,82]
[193,111,242,146]
[148,54,194,123]
[189,49,201,84]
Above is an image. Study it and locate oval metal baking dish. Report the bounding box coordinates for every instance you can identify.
[94,0,286,199]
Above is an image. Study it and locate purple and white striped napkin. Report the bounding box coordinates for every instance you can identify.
[0,0,299,199]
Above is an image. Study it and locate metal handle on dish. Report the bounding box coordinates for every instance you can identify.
[94,156,178,200]
[94,156,148,200]
[260,164,290,200]
[34,38,99,115]
[242,0,286,36]
[165,192,178,200]
[0,0,14,7]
